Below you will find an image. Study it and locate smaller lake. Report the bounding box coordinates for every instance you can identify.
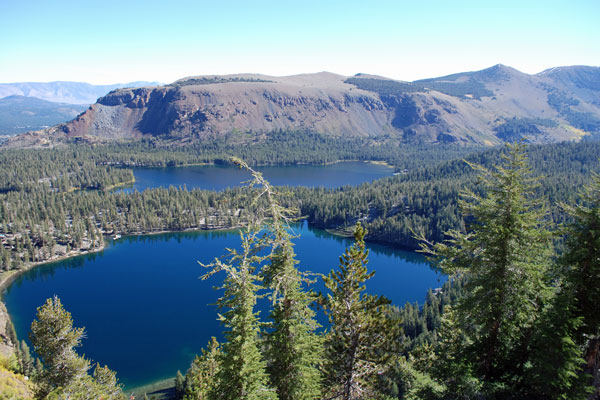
[3,222,444,390]
[124,161,393,192]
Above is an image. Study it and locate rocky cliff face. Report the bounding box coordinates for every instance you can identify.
[6,67,600,148]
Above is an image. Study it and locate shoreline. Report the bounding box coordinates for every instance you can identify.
[0,222,244,361]
[0,243,106,359]
[128,377,176,399]
[126,159,395,169]
[103,178,136,191]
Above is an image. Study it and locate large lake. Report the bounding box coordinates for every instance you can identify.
[124,161,394,192]
[3,222,444,390]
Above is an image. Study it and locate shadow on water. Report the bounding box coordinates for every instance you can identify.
[5,249,106,291]
[304,223,430,266]
[119,228,239,245]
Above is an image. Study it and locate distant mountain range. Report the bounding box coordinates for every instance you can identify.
[0,81,161,104]
[0,96,88,135]
[4,66,600,148]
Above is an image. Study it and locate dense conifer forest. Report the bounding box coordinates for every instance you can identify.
[1,133,598,271]
[0,135,599,399]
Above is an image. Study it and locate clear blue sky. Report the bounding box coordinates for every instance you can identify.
[1,0,599,84]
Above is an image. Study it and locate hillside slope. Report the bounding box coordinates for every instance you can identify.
[5,66,600,148]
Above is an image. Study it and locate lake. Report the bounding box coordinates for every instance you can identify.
[124,161,394,192]
[3,222,444,390]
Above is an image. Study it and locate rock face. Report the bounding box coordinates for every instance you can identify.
[52,73,392,142]
[5,67,600,148]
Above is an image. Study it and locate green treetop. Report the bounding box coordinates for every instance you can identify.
[321,223,402,400]
[420,143,553,397]
[243,161,323,400]
[201,223,277,400]
[29,296,124,399]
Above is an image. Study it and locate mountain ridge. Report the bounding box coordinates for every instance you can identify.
[0,96,87,136]
[4,65,600,148]
[0,81,161,104]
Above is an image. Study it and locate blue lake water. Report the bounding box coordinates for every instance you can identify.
[3,222,444,390]
[124,161,393,192]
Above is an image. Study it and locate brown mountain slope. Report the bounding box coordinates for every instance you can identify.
[4,66,600,148]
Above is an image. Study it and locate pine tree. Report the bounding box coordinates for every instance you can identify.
[241,160,323,400]
[91,363,125,399]
[29,296,124,399]
[526,291,590,400]
[419,143,552,396]
[201,224,277,400]
[527,173,600,399]
[34,358,44,377]
[18,340,34,377]
[321,223,402,400]
[560,173,600,340]
[263,240,323,400]
[175,370,185,398]
[29,296,90,399]
[182,337,221,400]
[428,306,482,398]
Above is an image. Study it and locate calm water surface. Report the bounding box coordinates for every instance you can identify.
[125,161,393,192]
[3,222,444,390]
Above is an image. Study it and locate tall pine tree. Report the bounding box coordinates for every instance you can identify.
[560,173,600,340]
[201,223,277,400]
[529,173,600,399]
[419,143,553,397]
[321,223,402,400]
[237,159,323,400]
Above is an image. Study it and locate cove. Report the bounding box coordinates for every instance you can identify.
[2,222,444,390]
[125,161,393,192]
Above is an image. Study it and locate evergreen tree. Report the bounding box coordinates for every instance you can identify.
[526,174,600,399]
[427,306,482,398]
[91,363,125,399]
[419,143,553,397]
[526,291,590,400]
[182,337,221,400]
[321,223,402,400]
[560,173,600,340]
[18,339,34,377]
[175,370,185,398]
[34,358,44,377]
[29,296,124,399]
[263,240,323,400]
[241,160,323,400]
[29,296,90,399]
[201,224,277,400]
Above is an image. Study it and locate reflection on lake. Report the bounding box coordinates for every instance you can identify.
[3,222,444,390]
[123,161,393,192]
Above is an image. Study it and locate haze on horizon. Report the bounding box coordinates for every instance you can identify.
[2,0,599,85]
